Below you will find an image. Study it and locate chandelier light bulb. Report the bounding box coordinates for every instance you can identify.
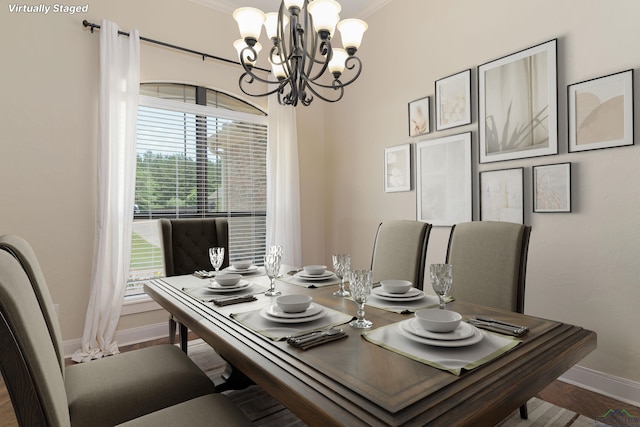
[264,12,289,40]
[270,59,288,81]
[337,18,368,55]
[328,48,348,77]
[233,7,266,46]
[283,0,304,13]
[307,0,341,39]
[233,39,262,67]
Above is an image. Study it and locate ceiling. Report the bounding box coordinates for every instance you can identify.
[192,0,394,19]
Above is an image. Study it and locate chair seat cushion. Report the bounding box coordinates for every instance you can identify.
[65,344,216,427]
[116,394,253,427]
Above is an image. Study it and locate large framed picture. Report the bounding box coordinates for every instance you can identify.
[479,167,524,223]
[568,69,634,152]
[384,144,411,192]
[416,132,472,226]
[478,39,558,163]
[408,96,430,137]
[533,162,571,213]
[435,69,471,131]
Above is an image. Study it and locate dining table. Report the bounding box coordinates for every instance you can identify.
[144,266,596,427]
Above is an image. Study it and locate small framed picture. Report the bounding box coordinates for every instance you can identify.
[568,69,634,152]
[533,163,571,213]
[416,132,472,226]
[435,69,471,131]
[478,39,558,163]
[408,96,430,137]
[480,167,524,224]
[384,144,411,192]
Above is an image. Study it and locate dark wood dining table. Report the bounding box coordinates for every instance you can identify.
[144,271,596,427]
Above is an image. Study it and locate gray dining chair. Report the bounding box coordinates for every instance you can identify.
[160,218,229,352]
[370,220,432,290]
[0,243,252,427]
[445,220,532,418]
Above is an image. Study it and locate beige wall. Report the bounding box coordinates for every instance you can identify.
[1,0,639,392]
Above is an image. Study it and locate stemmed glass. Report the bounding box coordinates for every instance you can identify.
[264,252,282,296]
[209,247,225,276]
[430,263,453,309]
[332,254,351,297]
[348,269,373,329]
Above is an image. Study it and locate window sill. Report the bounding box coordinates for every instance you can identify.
[122,292,162,315]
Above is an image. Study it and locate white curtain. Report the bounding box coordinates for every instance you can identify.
[266,94,302,267]
[73,20,140,362]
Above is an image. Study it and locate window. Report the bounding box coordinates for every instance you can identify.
[127,84,268,296]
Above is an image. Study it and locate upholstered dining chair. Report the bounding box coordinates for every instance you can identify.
[445,220,532,418]
[160,218,229,352]
[370,220,432,290]
[0,244,252,427]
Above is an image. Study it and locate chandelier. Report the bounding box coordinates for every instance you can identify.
[232,0,368,106]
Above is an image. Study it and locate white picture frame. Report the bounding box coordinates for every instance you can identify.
[478,39,558,163]
[435,69,472,131]
[533,163,571,213]
[480,167,524,224]
[384,144,411,192]
[416,132,472,226]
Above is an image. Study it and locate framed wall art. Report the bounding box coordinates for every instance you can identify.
[533,162,571,213]
[384,144,411,192]
[478,39,558,163]
[479,167,524,223]
[416,132,472,226]
[435,69,471,131]
[408,96,430,137]
[568,69,634,152]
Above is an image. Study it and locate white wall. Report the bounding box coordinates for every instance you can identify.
[1,0,638,400]
[322,0,640,386]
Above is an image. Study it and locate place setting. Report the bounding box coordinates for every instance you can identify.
[282,264,341,288]
[230,294,352,342]
[223,259,264,276]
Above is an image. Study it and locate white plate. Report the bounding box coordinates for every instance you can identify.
[206,280,252,293]
[402,318,475,341]
[372,287,423,299]
[294,271,336,281]
[259,307,327,324]
[371,288,425,302]
[225,265,260,274]
[266,303,323,319]
[397,321,483,347]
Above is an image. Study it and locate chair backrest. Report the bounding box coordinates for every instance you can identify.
[370,220,432,290]
[0,234,65,376]
[445,221,531,313]
[160,218,229,276]
[0,250,71,427]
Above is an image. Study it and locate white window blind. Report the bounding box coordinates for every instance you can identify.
[128,95,268,292]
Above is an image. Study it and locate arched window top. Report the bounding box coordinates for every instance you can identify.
[140,83,266,116]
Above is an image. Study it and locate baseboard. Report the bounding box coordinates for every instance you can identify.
[63,322,169,358]
[560,365,640,408]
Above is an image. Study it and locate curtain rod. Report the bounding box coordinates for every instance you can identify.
[82,20,270,73]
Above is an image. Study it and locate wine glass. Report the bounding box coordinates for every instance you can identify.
[268,245,283,257]
[348,269,373,329]
[209,247,225,276]
[332,254,351,297]
[430,263,453,309]
[264,252,282,296]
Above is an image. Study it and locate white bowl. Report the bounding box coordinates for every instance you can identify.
[276,295,313,313]
[214,273,242,287]
[232,260,252,270]
[303,265,326,275]
[415,309,462,333]
[380,279,412,294]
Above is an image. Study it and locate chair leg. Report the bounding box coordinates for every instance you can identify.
[179,323,188,354]
[168,316,177,344]
[519,402,528,419]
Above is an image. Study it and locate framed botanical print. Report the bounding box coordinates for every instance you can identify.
[568,69,634,152]
[416,132,472,226]
[478,39,558,163]
[435,69,471,131]
[384,144,411,192]
[533,163,571,213]
[408,96,430,137]
[479,167,524,223]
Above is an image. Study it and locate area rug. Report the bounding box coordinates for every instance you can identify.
[186,339,599,426]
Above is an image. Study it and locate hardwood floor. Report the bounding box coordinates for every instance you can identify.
[1,335,638,426]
